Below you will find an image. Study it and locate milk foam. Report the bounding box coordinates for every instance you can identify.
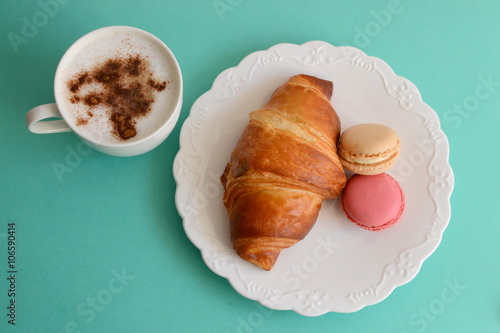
[56,29,180,144]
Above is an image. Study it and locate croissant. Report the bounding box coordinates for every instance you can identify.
[220,74,346,271]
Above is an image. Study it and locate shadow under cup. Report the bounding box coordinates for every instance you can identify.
[33,26,183,157]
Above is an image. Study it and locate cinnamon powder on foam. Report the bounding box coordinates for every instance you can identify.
[67,54,169,141]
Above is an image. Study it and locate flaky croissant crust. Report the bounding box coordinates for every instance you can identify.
[221,74,346,270]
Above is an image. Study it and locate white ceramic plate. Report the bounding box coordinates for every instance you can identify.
[173,41,454,316]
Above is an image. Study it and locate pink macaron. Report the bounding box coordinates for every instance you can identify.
[341,173,405,231]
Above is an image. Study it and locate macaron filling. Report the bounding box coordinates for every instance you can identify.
[339,144,400,165]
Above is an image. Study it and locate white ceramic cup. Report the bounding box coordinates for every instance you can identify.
[26,26,183,157]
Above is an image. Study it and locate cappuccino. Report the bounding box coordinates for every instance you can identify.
[55,29,179,144]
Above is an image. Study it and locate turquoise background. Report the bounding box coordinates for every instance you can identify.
[1,0,499,332]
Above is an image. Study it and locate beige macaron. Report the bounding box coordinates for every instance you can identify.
[338,123,400,175]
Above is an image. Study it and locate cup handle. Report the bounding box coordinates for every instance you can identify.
[26,103,72,134]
